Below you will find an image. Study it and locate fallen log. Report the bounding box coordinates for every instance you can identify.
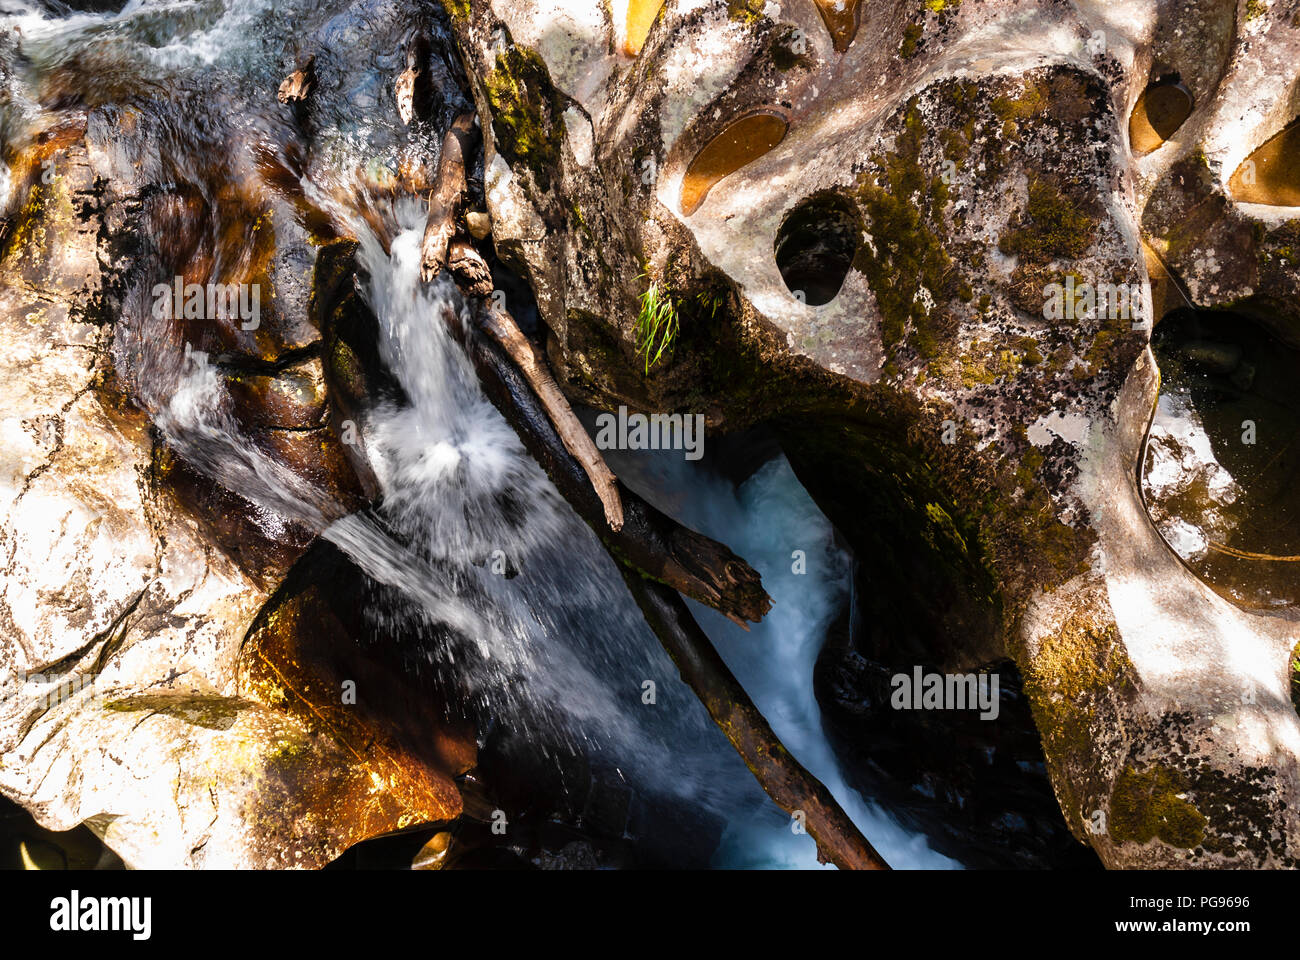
[442,305,884,867]
[421,112,476,283]
[621,570,890,870]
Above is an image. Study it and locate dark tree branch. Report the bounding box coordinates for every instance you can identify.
[621,571,890,870]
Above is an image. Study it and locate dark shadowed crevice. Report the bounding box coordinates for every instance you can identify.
[774,192,860,306]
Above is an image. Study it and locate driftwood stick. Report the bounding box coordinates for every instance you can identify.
[622,571,890,870]
[446,240,618,528]
[447,237,494,298]
[444,303,769,625]
[475,299,624,532]
[396,62,421,126]
[421,112,477,283]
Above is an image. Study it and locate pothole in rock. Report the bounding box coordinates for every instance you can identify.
[1141,308,1300,608]
[1229,118,1300,206]
[1129,75,1193,156]
[812,0,862,52]
[773,192,859,305]
[679,112,787,216]
[624,0,665,56]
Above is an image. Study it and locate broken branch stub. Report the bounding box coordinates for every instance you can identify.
[447,237,495,298]
[277,56,316,105]
[421,112,477,283]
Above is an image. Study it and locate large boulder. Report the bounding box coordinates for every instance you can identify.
[449,0,1300,867]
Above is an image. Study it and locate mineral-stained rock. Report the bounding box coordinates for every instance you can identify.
[450,0,1300,866]
[0,130,457,868]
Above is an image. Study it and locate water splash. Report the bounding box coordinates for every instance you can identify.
[606,447,962,868]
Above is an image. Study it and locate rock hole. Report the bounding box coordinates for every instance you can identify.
[1142,307,1300,608]
[1129,75,1193,155]
[812,0,862,53]
[1228,118,1300,206]
[679,112,787,216]
[624,0,665,57]
[773,193,859,305]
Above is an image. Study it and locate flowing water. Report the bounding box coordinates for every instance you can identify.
[1,0,958,867]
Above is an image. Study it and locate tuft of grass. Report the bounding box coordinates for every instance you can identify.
[1291,641,1300,712]
[635,280,680,373]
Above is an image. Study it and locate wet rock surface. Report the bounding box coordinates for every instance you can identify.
[0,1,481,868]
[1142,308,1300,609]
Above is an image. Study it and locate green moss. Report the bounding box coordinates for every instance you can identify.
[1018,335,1043,366]
[105,693,242,730]
[1014,442,1044,489]
[1019,616,1132,834]
[1245,0,1267,21]
[900,22,923,58]
[442,0,470,20]
[923,501,970,553]
[936,340,1023,387]
[853,98,958,362]
[482,43,565,192]
[999,177,1099,263]
[940,127,969,163]
[991,83,1048,122]
[1291,639,1300,713]
[3,180,53,263]
[727,0,766,24]
[1109,765,1207,850]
